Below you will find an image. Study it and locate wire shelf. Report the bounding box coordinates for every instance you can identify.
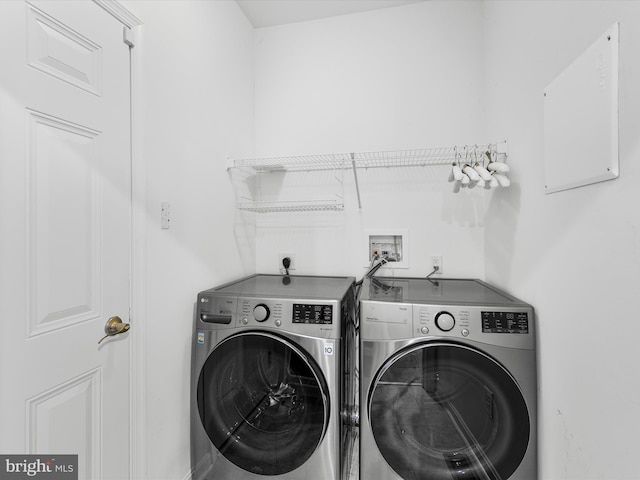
[236,200,345,213]
[229,142,508,212]
[233,154,351,172]
[231,144,501,173]
[354,147,459,168]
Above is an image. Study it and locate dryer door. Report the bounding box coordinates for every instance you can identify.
[197,331,329,475]
[368,343,530,480]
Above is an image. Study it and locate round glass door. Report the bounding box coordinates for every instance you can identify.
[368,343,530,480]
[197,332,329,475]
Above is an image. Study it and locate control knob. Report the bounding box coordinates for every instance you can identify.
[253,304,270,322]
[435,311,455,332]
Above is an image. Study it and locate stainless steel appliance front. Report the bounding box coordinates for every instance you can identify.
[360,277,537,480]
[191,274,356,480]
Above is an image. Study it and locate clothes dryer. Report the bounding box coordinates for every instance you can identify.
[191,274,356,480]
[360,277,537,480]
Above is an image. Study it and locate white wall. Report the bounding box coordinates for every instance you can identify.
[483,2,640,479]
[121,1,255,478]
[252,1,491,279]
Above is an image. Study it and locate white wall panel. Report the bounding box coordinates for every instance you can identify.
[543,23,619,194]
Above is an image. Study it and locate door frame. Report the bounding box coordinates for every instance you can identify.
[92,1,146,478]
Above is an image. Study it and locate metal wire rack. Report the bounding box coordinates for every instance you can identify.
[353,147,462,169]
[235,200,345,213]
[233,153,352,172]
[229,143,507,212]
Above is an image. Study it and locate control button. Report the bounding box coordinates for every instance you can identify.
[242,317,249,325]
[253,304,270,322]
[435,311,455,332]
[275,319,282,327]
[461,328,470,337]
[421,326,429,335]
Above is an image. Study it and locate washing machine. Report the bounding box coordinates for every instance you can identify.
[191,274,357,480]
[360,277,537,480]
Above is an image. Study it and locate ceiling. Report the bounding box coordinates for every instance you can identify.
[236,0,426,28]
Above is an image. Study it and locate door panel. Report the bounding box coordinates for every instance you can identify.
[28,110,102,336]
[27,3,102,95]
[27,368,101,478]
[0,1,132,479]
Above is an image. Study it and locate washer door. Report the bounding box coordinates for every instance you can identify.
[197,332,329,475]
[368,343,530,480]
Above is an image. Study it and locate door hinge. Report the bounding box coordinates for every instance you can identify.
[123,26,135,48]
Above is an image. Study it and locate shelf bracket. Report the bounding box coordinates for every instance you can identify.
[351,153,362,210]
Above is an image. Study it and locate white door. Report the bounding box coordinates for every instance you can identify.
[0,1,132,478]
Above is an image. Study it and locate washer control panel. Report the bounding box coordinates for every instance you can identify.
[292,303,333,324]
[253,303,270,322]
[197,295,237,325]
[238,299,282,327]
[194,297,340,338]
[481,311,529,334]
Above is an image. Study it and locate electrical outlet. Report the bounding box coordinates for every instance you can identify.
[160,202,170,229]
[431,256,443,275]
[278,252,296,272]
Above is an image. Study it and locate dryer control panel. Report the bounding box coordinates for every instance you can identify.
[357,300,533,349]
[413,305,534,350]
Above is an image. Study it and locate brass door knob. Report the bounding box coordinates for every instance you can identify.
[98,316,130,344]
